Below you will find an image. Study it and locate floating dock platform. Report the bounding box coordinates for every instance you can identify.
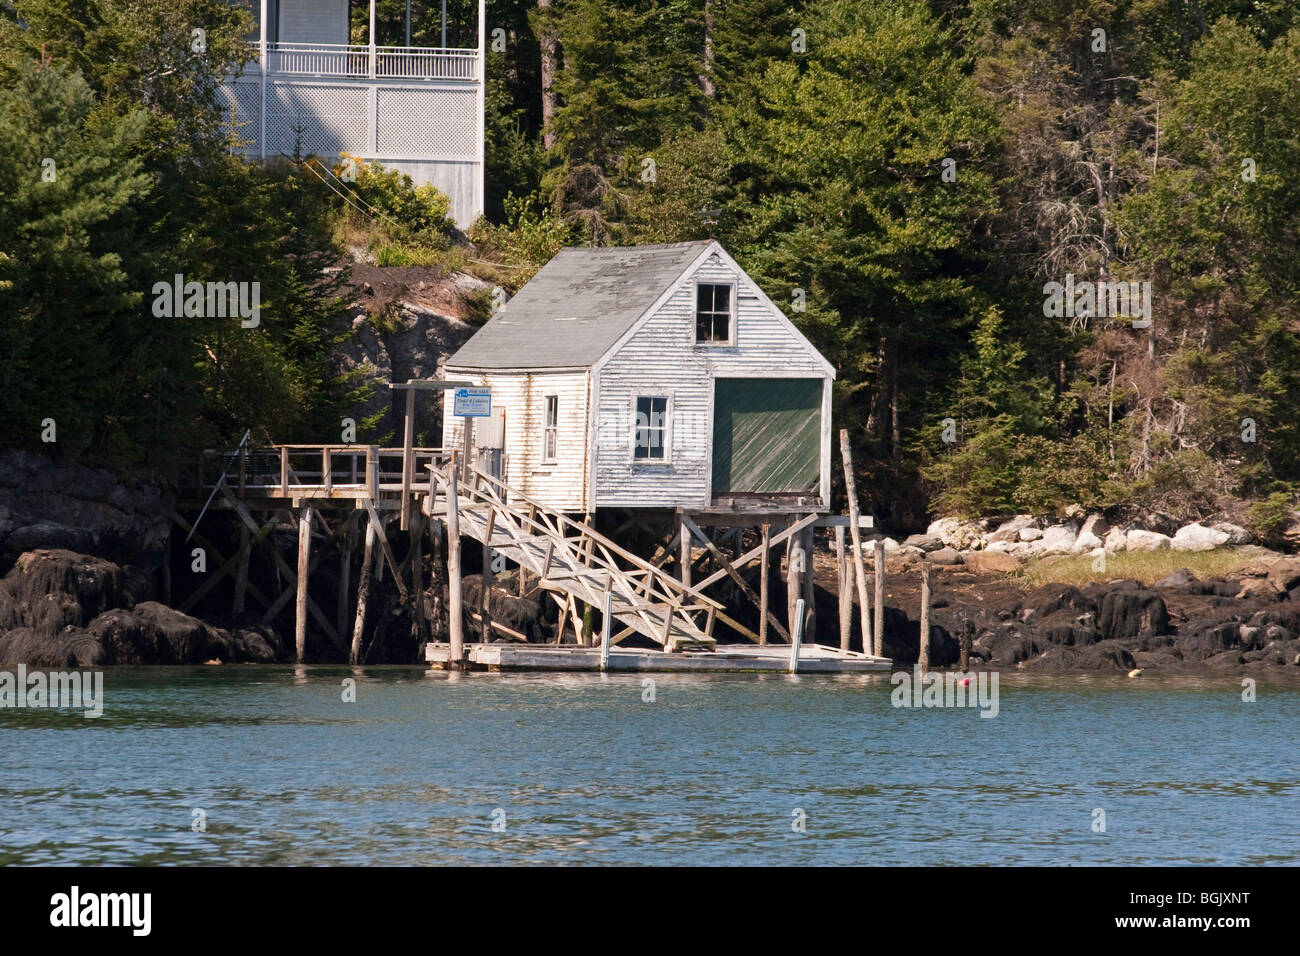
[426,642,892,673]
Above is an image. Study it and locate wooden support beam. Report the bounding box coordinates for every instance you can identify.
[465,609,528,643]
[759,523,771,646]
[801,524,816,644]
[786,530,802,642]
[362,499,408,603]
[840,430,873,654]
[295,506,312,662]
[481,507,495,642]
[410,511,426,652]
[679,513,692,588]
[600,586,612,672]
[337,523,352,640]
[350,517,376,664]
[789,598,806,674]
[172,511,273,613]
[835,525,850,652]
[693,513,819,591]
[233,522,250,617]
[218,488,337,637]
[445,462,464,666]
[874,539,886,657]
[401,387,415,531]
[681,513,789,643]
[919,558,931,671]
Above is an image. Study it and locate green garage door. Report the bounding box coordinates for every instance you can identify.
[711,378,822,494]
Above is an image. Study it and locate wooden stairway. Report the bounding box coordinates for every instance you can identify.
[424,463,720,651]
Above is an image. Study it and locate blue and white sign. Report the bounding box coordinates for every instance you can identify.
[453,387,492,418]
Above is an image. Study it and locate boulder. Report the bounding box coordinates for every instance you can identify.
[1034,608,1100,646]
[1038,524,1079,554]
[1080,513,1110,539]
[1126,529,1172,551]
[1211,522,1253,545]
[1180,619,1243,660]
[926,517,985,550]
[989,515,1037,543]
[1072,528,1105,553]
[1022,584,1096,622]
[1172,523,1230,552]
[1018,527,1043,542]
[928,547,964,566]
[1102,527,1128,552]
[1266,557,1300,594]
[1235,578,1282,601]
[902,534,944,553]
[1142,512,1179,536]
[1154,569,1197,589]
[1096,589,1170,640]
[964,551,1021,574]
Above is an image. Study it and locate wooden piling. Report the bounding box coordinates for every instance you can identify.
[835,525,850,651]
[481,509,495,642]
[918,558,931,672]
[401,387,415,531]
[839,430,872,653]
[758,523,771,646]
[599,586,612,672]
[337,524,352,640]
[410,513,425,651]
[679,513,692,587]
[350,516,375,664]
[295,506,313,663]
[789,598,805,674]
[446,457,464,666]
[232,522,250,617]
[801,524,816,643]
[874,538,886,657]
[786,530,803,641]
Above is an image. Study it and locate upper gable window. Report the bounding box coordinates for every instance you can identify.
[695,282,733,344]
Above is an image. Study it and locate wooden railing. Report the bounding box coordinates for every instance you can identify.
[257,42,479,81]
[201,445,448,501]
[435,460,721,645]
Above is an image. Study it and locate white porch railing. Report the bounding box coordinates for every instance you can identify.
[259,42,478,81]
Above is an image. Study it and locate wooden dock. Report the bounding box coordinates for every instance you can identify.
[183,422,904,672]
[426,641,892,673]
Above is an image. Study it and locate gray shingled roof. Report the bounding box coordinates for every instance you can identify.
[446,240,712,369]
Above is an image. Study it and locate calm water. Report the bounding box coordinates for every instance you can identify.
[2,667,1297,865]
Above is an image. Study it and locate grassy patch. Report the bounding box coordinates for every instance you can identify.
[373,241,444,267]
[1008,548,1253,590]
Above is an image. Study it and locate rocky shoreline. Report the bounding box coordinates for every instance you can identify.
[2,448,1299,674]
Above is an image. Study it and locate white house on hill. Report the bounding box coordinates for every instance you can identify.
[221,0,485,228]
[442,240,835,516]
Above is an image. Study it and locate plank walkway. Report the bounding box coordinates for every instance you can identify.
[426,642,892,673]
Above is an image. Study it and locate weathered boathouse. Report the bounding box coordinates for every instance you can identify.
[441,239,835,515]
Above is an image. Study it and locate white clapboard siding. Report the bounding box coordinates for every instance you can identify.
[594,252,827,509]
[442,369,591,512]
[279,0,349,45]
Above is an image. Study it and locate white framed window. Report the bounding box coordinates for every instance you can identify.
[632,395,670,462]
[542,394,558,463]
[694,281,735,345]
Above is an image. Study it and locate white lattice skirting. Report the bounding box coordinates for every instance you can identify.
[220,78,482,227]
